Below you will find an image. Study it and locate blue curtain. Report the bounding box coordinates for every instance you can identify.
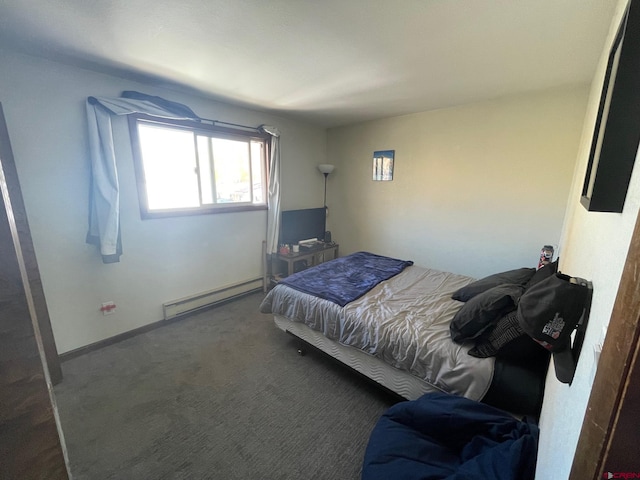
[85,91,200,263]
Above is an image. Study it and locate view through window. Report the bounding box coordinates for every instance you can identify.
[129,116,268,217]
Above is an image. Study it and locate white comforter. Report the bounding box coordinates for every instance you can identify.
[260,265,495,400]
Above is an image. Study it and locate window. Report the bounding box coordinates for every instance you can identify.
[128,115,268,218]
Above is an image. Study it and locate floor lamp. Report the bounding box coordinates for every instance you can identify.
[318,164,335,208]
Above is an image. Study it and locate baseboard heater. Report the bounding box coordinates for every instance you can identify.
[162,277,263,320]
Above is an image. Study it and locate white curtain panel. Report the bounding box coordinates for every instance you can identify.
[259,125,281,255]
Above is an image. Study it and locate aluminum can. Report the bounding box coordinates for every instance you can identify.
[538,245,554,269]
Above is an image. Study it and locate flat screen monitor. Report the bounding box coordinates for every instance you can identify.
[280,208,326,245]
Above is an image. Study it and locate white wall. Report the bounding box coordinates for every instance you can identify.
[326,87,588,278]
[536,1,639,478]
[0,49,326,354]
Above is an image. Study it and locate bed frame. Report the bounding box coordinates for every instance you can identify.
[275,314,551,417]
[275,315,450,401]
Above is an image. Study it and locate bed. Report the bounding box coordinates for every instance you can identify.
[259,251,551,415]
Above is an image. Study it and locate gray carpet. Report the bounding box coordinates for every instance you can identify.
[54,292,398,480]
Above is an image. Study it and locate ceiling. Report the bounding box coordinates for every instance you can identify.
[0,0,618,127]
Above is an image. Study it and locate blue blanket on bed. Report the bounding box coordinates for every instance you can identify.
[278,251,413,307]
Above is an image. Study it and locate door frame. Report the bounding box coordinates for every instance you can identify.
[570,205,640,478]
[0,103,62,384]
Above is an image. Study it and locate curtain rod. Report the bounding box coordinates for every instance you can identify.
[200,118,261,133]
[88,95,263,133]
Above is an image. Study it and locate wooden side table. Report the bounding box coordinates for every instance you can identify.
[276,243,339,277]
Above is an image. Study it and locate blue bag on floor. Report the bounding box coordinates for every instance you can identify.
[361,392,539,480]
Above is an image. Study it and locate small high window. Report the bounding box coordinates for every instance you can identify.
[128,115,268,218]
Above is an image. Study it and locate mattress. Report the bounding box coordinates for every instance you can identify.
[261,265,495,401]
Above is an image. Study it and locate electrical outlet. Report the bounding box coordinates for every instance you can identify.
[100,301,116,315]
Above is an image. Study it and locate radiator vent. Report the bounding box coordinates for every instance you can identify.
[162,277,262,320]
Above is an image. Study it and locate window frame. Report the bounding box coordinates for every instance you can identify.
[128,114,270,219]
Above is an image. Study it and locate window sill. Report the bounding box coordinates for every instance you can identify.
[141,203,267,219]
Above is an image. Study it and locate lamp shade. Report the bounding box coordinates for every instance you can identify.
[318,164,335,174]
